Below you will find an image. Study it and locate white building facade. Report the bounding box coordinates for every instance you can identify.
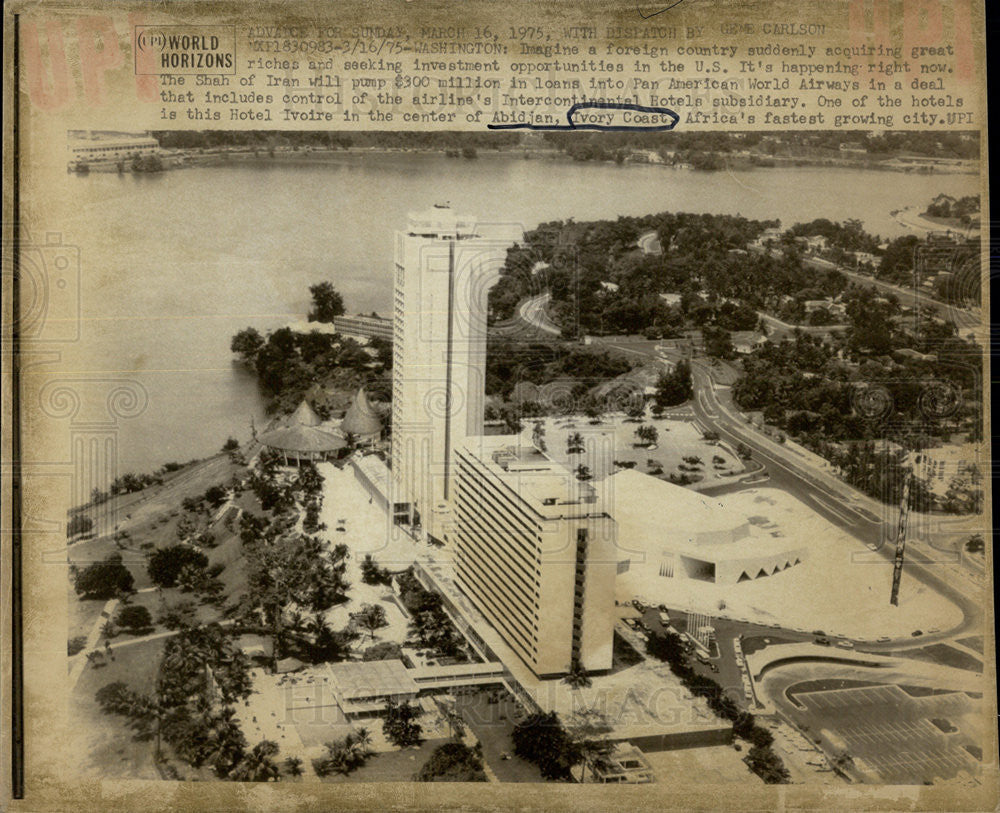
[389,205,519,537]
[451,436,617,678]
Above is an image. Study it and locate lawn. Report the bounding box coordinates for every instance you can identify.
[70,636,166,779]
[317,738,453,782]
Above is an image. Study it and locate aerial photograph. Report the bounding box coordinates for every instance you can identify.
[59,129,986,787]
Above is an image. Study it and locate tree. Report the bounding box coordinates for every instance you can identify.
[74,553,135,599]
[67,513,94,538]
[645,630,687,666]
[511,712,581,781]
[655,360,693,407]
[562,658,591,689]
[204,485,228,508]
[703,326,734,359]
[965,534,985,554]
[568,709,613,783]
[307,282,345,323]
[634,424,659,446]
[117,605,153,634]
[382,697,423,748]
[147,545,209,589]
[283,756,303,778]
[566,432,585,454]
[230,327,264,363]
[416,742,487,782]
[315,729,374,776]
[356,603,389,641]
[363,641,403,661]
[745,744,790,784]
[575,464,592,481]
[230,740,281,782]
[243,531,350,667]
[361,554,392,586]
[625,400,646,421]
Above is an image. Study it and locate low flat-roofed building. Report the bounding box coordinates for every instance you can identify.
[327,659,418,718]
[603,469,806,586]
[588,743,655,784]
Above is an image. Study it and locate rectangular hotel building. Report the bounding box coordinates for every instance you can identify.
[451,435,617,678]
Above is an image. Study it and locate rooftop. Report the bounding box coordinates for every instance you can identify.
[327,659,417,701]
[406,204,478,239]
[461,435,604,519]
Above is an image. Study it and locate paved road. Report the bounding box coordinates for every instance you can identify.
[803,254,980,334]
[517,292,561,335]
[596,337,984,651]
[638,231,662,256]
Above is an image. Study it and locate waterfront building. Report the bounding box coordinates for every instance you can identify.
[450,435,617,677]
[257,400,345,464]
[389,205,520,536]
[68,132,160,163]
[332,313,393,342]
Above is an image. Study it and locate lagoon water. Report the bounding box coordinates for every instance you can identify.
[46,153,977,478]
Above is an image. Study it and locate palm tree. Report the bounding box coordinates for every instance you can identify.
[203,706,247,776]
[231,740,281,782]
[569,709,613,784]
[348,727,373,761]
[562,658,591,689]
[566,432,585,454]
[283,756,303,778]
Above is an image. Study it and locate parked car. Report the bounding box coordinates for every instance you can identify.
[835,640,854,649]
[911,629,923,637]
[658,611,670,626]
[877,636,891,643]
[815,637,831,646]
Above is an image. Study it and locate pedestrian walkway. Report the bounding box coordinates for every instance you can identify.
[68,597,119,689]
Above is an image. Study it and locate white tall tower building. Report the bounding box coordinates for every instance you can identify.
[390,205,520,540]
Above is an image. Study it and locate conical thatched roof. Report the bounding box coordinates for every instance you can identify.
[259,400,344,454]
[288,400,322,427]
[340,388,381,438]
[258,424,346,454]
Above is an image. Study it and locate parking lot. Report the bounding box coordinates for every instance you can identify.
[793,684,981,783]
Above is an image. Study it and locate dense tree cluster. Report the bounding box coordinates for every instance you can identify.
[72,553,135,599]
[487,211,855,341]
[95,624,255,778]
[314,728,374,776]
[416,742,486,782]
[485,340,635,401]
[396,569,466,660]
[924,194,979,220]
[645,631,789,784]
[147,545,210,589]
[382,697,423,748]
[510,711,581,780]
[653,360,693,408]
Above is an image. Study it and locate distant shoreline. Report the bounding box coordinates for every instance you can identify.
[69,145,979,175]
